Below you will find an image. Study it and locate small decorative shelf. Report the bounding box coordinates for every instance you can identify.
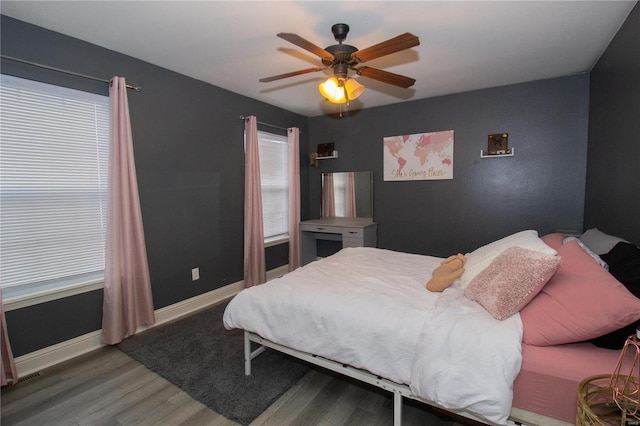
[480,148,514,158]
[317,151,338,160]
[310,150,338,167]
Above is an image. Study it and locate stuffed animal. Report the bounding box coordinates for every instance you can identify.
[426,253,467,292]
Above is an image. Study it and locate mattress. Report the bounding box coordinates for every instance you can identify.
[224,247,442,384]
[513,342,633,423]
[224,247,524,424]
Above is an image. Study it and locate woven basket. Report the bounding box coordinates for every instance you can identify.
[611,335,640,421]
[577,374,640,426]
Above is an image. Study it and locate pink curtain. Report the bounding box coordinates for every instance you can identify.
[288,127,301,271]
[322,174,336,217]
[344,172,357,218]
[101,77,155,345]
[1,291,17,386]
[243,116,266,287]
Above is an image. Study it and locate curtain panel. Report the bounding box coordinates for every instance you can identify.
[288,127,301,271]
[322,173,336,217]
[243,116,266,287]
[101,77,155,345]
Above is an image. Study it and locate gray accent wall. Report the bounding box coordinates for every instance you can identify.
[308,75,590,257]
[585,2,640,245]
[2,2,637,359]
[1,15,309,356]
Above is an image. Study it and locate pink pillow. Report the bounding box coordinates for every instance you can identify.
[521,240,640,346]
[541,233,565,250]
[465,247,561,320]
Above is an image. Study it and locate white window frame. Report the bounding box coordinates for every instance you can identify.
[257,130,289,247]
[0,75,109,310]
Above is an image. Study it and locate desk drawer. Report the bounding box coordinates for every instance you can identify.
[300,223,342,234]
[342,228,364,239]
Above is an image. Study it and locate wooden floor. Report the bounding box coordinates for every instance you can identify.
[1,346,472,426]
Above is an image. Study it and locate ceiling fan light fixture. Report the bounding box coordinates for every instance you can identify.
[345,78,364,100]
[319,77,345,104]
[262,24,420,113]
[319,77,365,104]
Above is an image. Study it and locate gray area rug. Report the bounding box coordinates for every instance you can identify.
[117,301,311,425]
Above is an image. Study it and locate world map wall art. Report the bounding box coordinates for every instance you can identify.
[383,130,454,181]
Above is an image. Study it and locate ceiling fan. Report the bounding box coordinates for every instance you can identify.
[259,23,420,106]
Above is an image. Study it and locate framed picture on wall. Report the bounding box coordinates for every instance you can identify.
[487,133,510,154]
[317,143,335,158]
[383,130,454,181]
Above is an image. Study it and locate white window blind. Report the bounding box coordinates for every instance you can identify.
[0,74,110,296]
[333,172,347,217]
[257,130,289,243]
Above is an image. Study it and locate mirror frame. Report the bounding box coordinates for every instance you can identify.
[321,171,373,219]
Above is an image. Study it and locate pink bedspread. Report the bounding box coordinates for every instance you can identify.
[513,342,634,423]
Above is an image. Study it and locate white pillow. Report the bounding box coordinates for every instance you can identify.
[563,236,609,270]
[456,230,557,290]
[579,228,628,255]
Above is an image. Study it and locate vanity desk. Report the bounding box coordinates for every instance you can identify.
[300,217,377,266]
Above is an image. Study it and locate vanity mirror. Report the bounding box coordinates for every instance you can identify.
[321,171,373,219]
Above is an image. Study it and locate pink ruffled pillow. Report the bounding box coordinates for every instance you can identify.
[521,240,640,346]
[465,247,561,320]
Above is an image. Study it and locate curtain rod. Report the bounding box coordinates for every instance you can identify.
[239,115,301,134]
[1,54,142,92]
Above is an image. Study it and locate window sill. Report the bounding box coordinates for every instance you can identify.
[2,276,104,312]
[265,236,289,248]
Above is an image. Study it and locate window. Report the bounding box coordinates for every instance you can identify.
[257,130,289,245]
[0,75,110,304]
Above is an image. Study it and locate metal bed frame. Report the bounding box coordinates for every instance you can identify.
[243,331,482,426]
[243,331,573,426]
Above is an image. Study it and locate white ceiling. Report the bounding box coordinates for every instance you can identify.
[1,1,636,117]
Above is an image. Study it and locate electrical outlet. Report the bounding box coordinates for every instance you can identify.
[191,267,200,281]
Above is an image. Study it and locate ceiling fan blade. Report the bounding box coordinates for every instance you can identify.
[353,33,420,63]
[259,67,326,83]
[355,67,416,88]
[277,33,334,60]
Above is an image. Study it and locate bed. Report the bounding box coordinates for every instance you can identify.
[223,229,640,425]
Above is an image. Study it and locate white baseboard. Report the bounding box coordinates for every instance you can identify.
[266,264,290,281]
[14,264,290,378]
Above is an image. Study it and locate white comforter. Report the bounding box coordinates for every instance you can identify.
[223,247,522,425]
